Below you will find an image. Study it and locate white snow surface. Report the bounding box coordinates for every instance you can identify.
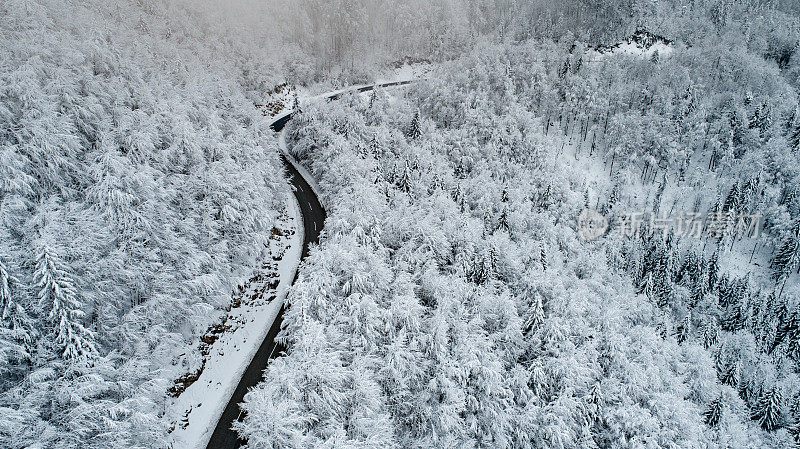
[377,62,431,84]
[587,41,674,61]
[166,188,303,449]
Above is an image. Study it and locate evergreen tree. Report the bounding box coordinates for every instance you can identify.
[790,121,800,152]
[639,271,655,300]
[0,258,34,380]
[690,281,707,308]
[397,160,413,195]
[677,252,699,286]
[771,223,800,289]
[702,320,719,349]
[497,207,509,231]
[523,293,544,335]
[722,302,746,332]
[704,394,724,427]
[34,246,96,363]
[407,109,422,139]
[783,305,800,360]
[708,251,720,292]
[677,313,691,344]
[749,103,772,138]
[654,274,673,308]
[540,244,548,271]
[716,356,738,387]
[723,183,741,214]
[791,395,800,447]
[717,275,736,308]
[0,259,15,322]
[770,295,792,353]
[752,387,783,431]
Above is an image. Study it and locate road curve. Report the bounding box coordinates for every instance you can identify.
[206,80,414,449]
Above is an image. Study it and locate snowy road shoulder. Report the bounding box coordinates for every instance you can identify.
[279,130,326,208]
[165,189,303,449]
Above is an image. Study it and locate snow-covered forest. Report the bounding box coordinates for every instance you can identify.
[2,0,800,448]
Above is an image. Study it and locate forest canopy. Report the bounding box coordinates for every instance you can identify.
[1,0,800,448]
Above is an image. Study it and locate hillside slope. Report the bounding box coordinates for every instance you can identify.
[238,26,800,448]
[0,1,286,447]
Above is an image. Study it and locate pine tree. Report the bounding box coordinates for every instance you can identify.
[523,293,544,335]
[407,109,422,139]
[772,223,800,289]
[677,313,691,344]
[749,103,771,138]
[717,275,742,309]
[368,88,378,109]
[0,259,14,321]
[707,251,720,292]
[783,305,800,360]
[497,207,509,231]
[397,160,413,195]
[34,246,96,363]
[790,395,800,446]
[723,183,741,214]
[702,320,719,349]
[717,357,738,387]
[539,185,552,210]
[650,48,660,64]
[677,252,695,286]
[722,302,745,332]
[586,382,602,422]
[752,387,783,431]
[790,121,800,152]
[654,274,672,308]
[0,258,34,379]
[704,394,724,427]
[540,245,548,271]
[639,271,655,300]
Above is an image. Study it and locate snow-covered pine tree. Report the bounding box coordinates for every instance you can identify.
[407,109,422,139]
[397,160,413,195]
[690,281,707,308]
[781,305,800,360]
[0,258,34,381]
[34,246,96,363]
[704,394,724,427]
[523,292,544,335]
[708,251,720,292]
[771,223,800,292]
[749,103,772,139]
[0,258,14,321]
[789,394,800,447]
[717,357,738,387]
[677,313,692,344]
[702,320,719,349]
[677,251,701,287]
[723,183,741,215]
[540,244,548,271]
[722,302,746,332]
[639,271,655,300]
[654,272,673,308]
[717,275,740,309]
[789,120,800,152]
[752,386,784,431]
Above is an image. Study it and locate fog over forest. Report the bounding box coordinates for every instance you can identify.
[2,1,800,448]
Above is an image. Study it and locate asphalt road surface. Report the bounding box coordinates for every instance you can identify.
[206,80,413,449]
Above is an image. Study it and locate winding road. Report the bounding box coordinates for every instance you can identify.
[205,80,414,449]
